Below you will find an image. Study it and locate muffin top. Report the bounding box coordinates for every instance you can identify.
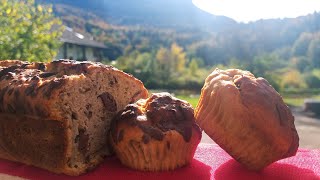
[111,92,201,144]
[197,69,297,138]
[195,68,299,170]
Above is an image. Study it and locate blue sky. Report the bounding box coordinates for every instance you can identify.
[193,0,320,23]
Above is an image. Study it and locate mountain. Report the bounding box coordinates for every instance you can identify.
[36,0,320,66]
[32,0,320,91]
[37,0,237,31]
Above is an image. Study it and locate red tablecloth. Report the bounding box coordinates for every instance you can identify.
[0,143,319,180]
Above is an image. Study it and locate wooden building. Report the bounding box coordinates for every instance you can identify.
[56,27,107,61]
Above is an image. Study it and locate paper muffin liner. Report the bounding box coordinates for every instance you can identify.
[111,127,201,171]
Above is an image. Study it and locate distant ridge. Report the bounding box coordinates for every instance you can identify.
[37,0,237,31]
[36,0,320,65]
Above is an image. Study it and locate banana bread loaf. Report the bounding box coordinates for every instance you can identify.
[0,60,148,175]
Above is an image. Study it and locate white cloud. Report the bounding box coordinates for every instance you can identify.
[192,0,320,23]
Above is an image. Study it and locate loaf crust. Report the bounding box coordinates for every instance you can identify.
[195,69,299,170]
[0,113,69,174]
[0,60,148,175]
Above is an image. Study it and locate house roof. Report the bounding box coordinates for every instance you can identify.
[61,27,107,49]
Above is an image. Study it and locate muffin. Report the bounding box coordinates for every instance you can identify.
[195,68,299,170]
[110,92,202,171]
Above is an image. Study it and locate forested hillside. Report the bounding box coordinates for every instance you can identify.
[36,0,320,92]
[37,0,236,30]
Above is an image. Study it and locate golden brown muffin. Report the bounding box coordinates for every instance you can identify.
[110,92,202,171]
[195,68,299,171]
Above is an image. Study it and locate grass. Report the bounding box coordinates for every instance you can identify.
[284,95,320,107]
[151,89,320,108]
[283,97,306,107]
[149,89,200,107]
[177,94,320,108]
[176,95,199,108]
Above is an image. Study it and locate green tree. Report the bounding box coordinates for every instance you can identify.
[246,54,286,91]
[292,32,312,56]
[290,56,312,73]
[0,0,63,62]
[304,69,320,88]
[307,38,320,68]
[189,58,199,76]
[136,52,152,72]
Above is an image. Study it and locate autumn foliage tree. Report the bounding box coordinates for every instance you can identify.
[170,43,186,73]
[155,43,187,80]
[281,69,307,89]
[156,47,172,83]
[112,42,209,90]
[0,0,63,62]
